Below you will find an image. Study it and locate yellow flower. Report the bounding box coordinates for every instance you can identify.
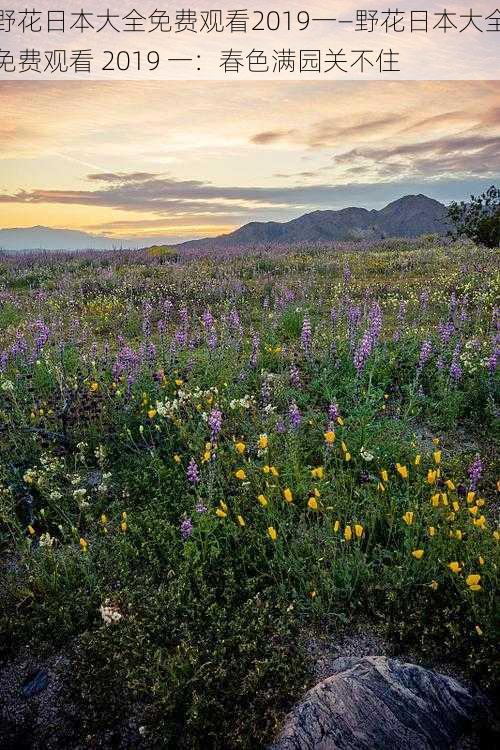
[337,416,344,426]
[344,525,352,541]
[428,526,436,537]
[311,466,324,479]
[235,441,246,455]
[173,454,181,464]
[354,524,364,539]
[430,580,439,591]
[122,512,127,520]
[396,463,408,480]
[216,508,227,518]
[283,487,293,503]
[446,480,456,491]
[175,378,183,386]
[412,549,424,560]
[493,530,500,542]
[454,530,463,541]
[235,469,247,481]
[440,492,448,505]
[466,491,475,504]
[377,482,386,492]
[270,466,279,477]
[478,555,485,566]
[89,381,99,393]
[473,515,486,529]
[324,430,335,444]
[448,561,462,573]
[344,452,351,462]
[475,625,483,636]
[237,515,246,527]
[100,514,108,525]
[262,465,270,474]
[220,501,228,512]
[267,526,277,541]
[414,454,421,466]
[79,537,88,552]
[427,469,437,484]
[258,434,268,450]
[333,520,340,532]
[120,521,127,532]
[341,441,348,453]
[380,469,389,483]
[202,450,211,463]
[147,409,157,419]
[432,437,440,446]
[466,573,481,591]
[477,498,485,507]
[431,493,440,507]
[433,450,442,465]
[309,590,317,598]
[402,511,414,525]
[28,524,35,536]
[307,497,318,511]
[452,501,459,512]
[257,494,268,507]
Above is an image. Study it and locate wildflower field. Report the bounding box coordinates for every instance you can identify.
[0,238,499,748]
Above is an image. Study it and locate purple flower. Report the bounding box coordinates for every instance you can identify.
[187,458,200,485]
[328,402,339,422]
[290,363,301,388]
[468,454,483,490]
[289,401,302,430]
[449,343,462,382]
[180,517,193,541]
[208,407,223,442]
[418,340,433,369]
[300,317,312,355]
[195,503,207,514]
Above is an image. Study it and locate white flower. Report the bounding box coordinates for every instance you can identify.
[360,446,374,462]
[1,380,14,393]
[100,599,123,625]
[39,532,55,548]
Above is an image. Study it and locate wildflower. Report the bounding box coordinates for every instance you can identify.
[354,524,364,539]
[100,599,123,626]
[380,469,389,483]
[344,452,351,462]
[324,430,335,444]
[446,480,456,491]
[208,407,223,442]
[452,501,459,512]
[454,530,463,541]
[180,517,193,540]
[307,497,318,511]
[187,458,200,485]
[428,526,436,537]
[79,537,88,552]
[235,441,246,455]
[360,447,374,461]
[147,409,157,419]
[337,416,344,426]
[300,316,312,355]
[216,508,227,518]
[377,482,386,492]
[89,381,99,393]
[267,526,277,541]
[396,463,408,480]
[430,580,439,591]
[27,525,35,536]
[257,494,268,507]
[283,487,293,503]
[263,465,270,474]
[120,520,127,532]
[433,450,442,465]
[235,469,247,481]
[289,401,302,430]
[100,514,108,525]
[237,515,246,527]
[270,466,279,477]
[344,525,352,541]
[468,454,483,490]
[475,625,483,636]
[478,556,485,566]
[494,530,500,542]
[311,466,324,479]
[412,549,424,560]
[258,434,268,450]
[333,520,340,532]
[448,561,462,573]
[466,490,476,504]
[466,574,481,591]
[173,454,181,464]
[309,590,317,598]
[427,469,437,484]
[402,511,414,525]
[473,515,487,529]
[414,454,421,466]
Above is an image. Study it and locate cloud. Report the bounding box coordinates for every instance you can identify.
[87,172,162,183]
[250,129,297,144]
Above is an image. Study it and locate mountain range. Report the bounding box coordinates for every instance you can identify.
[0,195,449,252]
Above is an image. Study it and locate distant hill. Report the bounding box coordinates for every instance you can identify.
[0,226,140,252]
[0,195,449,252]
[177,195,449,251]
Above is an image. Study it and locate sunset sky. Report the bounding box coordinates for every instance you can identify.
[1,80,499,242]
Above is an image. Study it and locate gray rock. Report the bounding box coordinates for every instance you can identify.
[270,656,490,750]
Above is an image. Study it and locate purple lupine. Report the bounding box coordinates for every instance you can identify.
[468,454,483,490]
[393,301,407,342]
[250,333,260,368]
[438,321,455,344]
[343,263,351,287]
[289,401,302,430]
[353,330,373,373]
[449,343,462,382]
[418,340,433,369]
[195,502,208,514]
[187,458,200,485]
[142,301,153,337]
[419,291,429,312]
[328,402,339,422]
[180,517,193,541]
[290,363,301,388]
[208,406,223,443]
[300,317,312,356]
[276,418,286,434]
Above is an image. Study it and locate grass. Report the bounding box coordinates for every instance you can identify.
[0,237,499,747]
